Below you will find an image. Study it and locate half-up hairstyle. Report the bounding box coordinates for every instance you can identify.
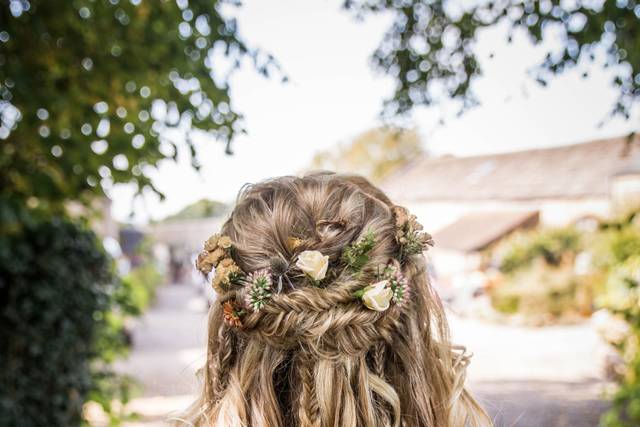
[179,173,491,427]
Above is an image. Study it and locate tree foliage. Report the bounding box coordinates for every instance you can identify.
[596,212,640,427]
[344,0,640,118]
[162,198,227,221]
[0,0,275,212]
[310,126,423,182]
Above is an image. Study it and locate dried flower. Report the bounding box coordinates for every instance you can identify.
[212,262,243,292]
[218,235,233,249]
[222,301,244,327]
[204,233,221,251]
[197,233,243,288]
[393,206,409,229]
[245,269,273,312]
[196,251,214,274]
[196,248,225,274]
[218,257,235,268]
[286,236,304,252]
[392,206,433,259]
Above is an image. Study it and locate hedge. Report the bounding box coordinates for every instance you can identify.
[0,218,113,426]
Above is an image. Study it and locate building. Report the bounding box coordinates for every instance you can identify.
[381,133,640,289]
[146,216,226,285]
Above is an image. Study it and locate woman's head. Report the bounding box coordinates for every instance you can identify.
[183,173,489,427]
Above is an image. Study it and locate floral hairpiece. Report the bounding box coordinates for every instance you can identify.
[353,262,409,311]
[341,230,376,272]
[202,205,430,327]
[392,206,434,260]
[244,269,272,312]
[222,300,245,327]
[385,262,409,304]
[196,234,244,292]
[296,250,329,284]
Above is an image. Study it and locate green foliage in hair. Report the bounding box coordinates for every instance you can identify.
[401,231,431,259]
[228,271,245,286]
[341,230,376,272]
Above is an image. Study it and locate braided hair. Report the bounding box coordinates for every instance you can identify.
[178,173,490,427]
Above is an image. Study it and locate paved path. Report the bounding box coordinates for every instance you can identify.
[449,310,611,426]
[115,283,208,426]
[115,284,611,426]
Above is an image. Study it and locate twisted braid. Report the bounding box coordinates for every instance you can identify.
[297,353,321,427]
[371,341,387,378]
[241,281,400,358]
[206,312,237,404]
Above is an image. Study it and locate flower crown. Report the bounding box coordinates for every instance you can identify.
[195,205,433,327]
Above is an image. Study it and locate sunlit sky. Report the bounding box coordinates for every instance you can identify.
[110,0,639,224]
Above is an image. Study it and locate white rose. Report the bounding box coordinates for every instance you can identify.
[361,280,393,312]
[296,250,329,281]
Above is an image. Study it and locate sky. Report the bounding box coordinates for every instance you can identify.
[110,0,639,224]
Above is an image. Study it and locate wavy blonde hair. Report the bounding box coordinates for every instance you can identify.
[179,173,491,427]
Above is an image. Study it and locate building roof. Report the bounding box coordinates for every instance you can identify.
[433,210,539,252]
[382,134,640,202]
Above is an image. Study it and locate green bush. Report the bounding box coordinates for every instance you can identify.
[590,208,640,426]
[489,262,588,319]
[117,263,164,316]
[593,226,640,271]
[600,256,640,427]
[488,227,588,321]
[0,218,114,426]
[496,227,582,274]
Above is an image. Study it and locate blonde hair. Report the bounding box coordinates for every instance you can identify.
[179,173,491,427]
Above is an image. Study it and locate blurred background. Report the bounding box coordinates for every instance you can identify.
[2,1,640,426]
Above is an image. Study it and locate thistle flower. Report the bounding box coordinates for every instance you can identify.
[270,256,293,293]
[222,301,244,327]
[270,256,290,277]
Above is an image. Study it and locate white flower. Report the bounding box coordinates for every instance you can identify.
[361,280,393,312]
[296,250,329,281]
